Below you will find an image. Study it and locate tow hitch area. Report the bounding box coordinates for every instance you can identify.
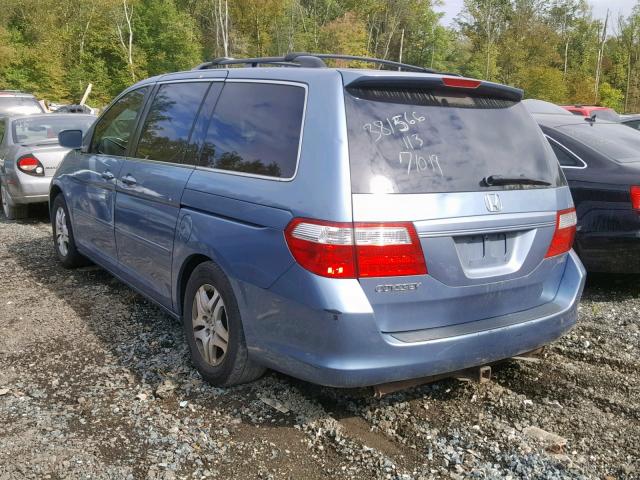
[513,347,546,363]
[373,365,492,398]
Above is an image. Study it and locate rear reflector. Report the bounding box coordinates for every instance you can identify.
[442,77,482,89]
[17,155,44,176]
[285,218,427,278]
[545,208,577,258]
[631,186,640,212]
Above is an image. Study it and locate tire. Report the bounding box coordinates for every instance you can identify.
[1,183,28,220]
[51,194,88,268]
[183,261,265,386]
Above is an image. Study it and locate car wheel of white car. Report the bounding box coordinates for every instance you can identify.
[1,184,28,220]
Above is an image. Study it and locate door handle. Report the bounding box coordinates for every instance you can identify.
[101,171,115,181]
[121,174,137,186]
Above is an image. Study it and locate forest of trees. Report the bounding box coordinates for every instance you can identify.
[1,0,640,112]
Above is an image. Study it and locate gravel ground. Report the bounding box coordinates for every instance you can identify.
[0,207,638,480]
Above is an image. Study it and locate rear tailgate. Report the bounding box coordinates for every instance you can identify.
[342,72,573,334]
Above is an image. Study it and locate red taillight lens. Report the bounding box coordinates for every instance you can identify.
[285,219,356,278]
[354,223,427,277]
[284,219,427,278]
[442,77,482,89]
[17,155,44,176]
[630,186,640,212]
[545,208,577,258]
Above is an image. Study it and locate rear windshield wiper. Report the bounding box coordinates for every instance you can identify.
[481,175,551,187]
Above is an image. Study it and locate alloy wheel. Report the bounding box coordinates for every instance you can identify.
[192,284,229,366]
[55,207,69,257]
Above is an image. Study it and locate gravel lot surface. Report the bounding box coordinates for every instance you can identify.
[0,208,638,480]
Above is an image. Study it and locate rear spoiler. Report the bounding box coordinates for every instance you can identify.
[345,75,523,103]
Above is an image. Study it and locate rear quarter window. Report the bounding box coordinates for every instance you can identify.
[198,82,305,179]
[345,86,564,194]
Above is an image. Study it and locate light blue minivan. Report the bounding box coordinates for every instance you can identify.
[51,54,585,388]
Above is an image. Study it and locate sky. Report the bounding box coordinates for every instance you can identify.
[437,0,638,27]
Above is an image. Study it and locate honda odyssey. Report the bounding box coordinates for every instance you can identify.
[50,53,585,387]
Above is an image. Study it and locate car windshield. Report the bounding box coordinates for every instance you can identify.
[12,116,95,145]
[345,87,564,193]
[557,122,640,163]
[0,97,44,115]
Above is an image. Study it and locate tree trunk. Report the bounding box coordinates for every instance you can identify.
[594,9,609,103]
[625,51,632,113]
[116,0,135,81]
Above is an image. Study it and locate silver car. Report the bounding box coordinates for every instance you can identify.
[0,91,45,115]
[0,114,95,219]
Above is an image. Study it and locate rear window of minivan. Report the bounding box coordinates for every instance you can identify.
[345,86,564,194]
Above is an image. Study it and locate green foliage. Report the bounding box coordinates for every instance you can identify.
[520,67,568,103]
[1,0,640,112]
[598,82,624,111]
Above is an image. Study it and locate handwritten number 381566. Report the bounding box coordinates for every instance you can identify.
[363,112,426,142]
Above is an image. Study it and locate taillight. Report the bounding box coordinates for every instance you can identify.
[284,218,427,278]
[284,219,356,278]
[17,155,44,176]
[630,186,640,212]
[545,208,577,258]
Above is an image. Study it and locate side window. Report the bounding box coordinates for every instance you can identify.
[90,87,148,156]
[182,83,223,165]
[570,110,583,116]
[0,120,5,144]
[135,82,210,163]
[549,139,582,168]
[199,82,305,178]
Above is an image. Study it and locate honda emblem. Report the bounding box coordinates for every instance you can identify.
[484,193,502,212]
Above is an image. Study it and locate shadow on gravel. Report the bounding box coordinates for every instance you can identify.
[8,224,471,423]
[583,272,640,300]
[1,202,50,223]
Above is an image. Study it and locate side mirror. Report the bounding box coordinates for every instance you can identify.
[58,129,83,149]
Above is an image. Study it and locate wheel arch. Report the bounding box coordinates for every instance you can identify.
[177,253,214,318]
[49,182,63,215]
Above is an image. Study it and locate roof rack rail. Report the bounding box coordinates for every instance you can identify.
[193,52,440,74]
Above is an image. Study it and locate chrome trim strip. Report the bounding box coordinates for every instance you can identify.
[545,135,588,169]
[195,79,308,183]
[414,210,557,237]
[418,221,555,238]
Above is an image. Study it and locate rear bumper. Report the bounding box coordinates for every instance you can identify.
[241,251,586,388]
[2,172,51,204]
